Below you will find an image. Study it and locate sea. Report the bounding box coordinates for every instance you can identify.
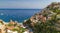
[0,9,41,22]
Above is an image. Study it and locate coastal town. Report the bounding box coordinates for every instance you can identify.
[0,2,60,33]
[23,2,60,33]
[0,19,33,33]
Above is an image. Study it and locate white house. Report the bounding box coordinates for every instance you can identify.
[7,30,18,33]
[23,31,29,33]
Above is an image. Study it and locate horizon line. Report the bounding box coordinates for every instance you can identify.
[0,8,42,9]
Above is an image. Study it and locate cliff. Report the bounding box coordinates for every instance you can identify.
[23,2,60,33]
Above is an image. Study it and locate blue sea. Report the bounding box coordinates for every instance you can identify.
[0,9,41,22]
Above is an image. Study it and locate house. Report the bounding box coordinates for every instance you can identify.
[6,20,19,33]
[36,14,43,20]
[0,19,6,33]
[9,20,16,25]
[41,16,46,23]
[57,14,60,19]
[7,29,18,33]
[23,29,29,33]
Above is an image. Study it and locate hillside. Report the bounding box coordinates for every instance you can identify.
[23,2,60,33]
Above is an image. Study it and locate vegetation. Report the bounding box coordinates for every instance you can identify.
[12,28,18,31]
[33,20,57,33]
[8,24,14,26]
[17,27,26,33]
[24,2,60,33]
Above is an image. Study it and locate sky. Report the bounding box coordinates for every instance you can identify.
[0,0,60,9]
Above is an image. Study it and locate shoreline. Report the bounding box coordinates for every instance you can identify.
[3,21,23,25]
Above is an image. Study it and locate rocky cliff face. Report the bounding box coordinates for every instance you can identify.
[23,2,60,33]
